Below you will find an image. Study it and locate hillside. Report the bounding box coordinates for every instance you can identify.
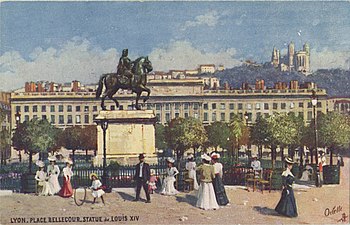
[214,65,350,96]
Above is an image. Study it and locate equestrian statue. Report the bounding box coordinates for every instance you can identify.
[96,49,153,110]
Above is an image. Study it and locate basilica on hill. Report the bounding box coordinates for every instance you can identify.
[271,42,311,75]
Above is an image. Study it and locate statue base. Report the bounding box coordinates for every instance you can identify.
[94,110,157,166]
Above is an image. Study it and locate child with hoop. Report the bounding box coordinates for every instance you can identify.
[89,173,105,204]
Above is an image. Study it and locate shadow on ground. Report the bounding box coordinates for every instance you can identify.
[253,206,282,217]
[117,191,135,201]
[175,194,197,207]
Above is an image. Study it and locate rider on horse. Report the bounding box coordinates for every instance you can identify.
[117,49,134,87]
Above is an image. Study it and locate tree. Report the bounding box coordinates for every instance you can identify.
[206,121,230,152]
[166,117,207,164]
[12,118,61,173]
[60,126,84,164]
[318,112,350,165]
[250,115,270,158]
[228,114,245,160]
[81,125,97,161]
[0,109,11,165]
[155,123,168,150]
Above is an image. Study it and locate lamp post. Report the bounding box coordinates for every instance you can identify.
[311,90,318,166]
[244,112,250,157]
[100,119,109,189]
[14,111,22,162]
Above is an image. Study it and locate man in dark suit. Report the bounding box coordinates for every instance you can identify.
[133,154,151,203]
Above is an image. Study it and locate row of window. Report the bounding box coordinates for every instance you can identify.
[16,105,99,113]
[203,102,322,111]
[22,114,98,124]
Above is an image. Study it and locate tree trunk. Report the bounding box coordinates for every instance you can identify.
[280,146,284,162]
[94,149,97,156]
[85,149,89,162]
[310,148,314,164]
[19,150,22,162]
[271,145,276,169]
[72,149,76,164]
[330,147,333,166]
[299,147,304,167]
[193,147,197,158]
[39,152,42,160]
[1,151,3,165]
[28,152,33,173]
[258,145,262,159]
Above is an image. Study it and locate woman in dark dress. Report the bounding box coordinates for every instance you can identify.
[275,157,298,217]
[211,153,230,206]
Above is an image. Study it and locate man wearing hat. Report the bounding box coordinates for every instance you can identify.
[133,154,151,203]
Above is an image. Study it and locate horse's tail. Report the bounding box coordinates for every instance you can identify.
[96,74,107,98]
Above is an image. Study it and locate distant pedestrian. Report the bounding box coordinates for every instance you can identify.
[275,157,298,217]
[148,169,157,194]
[185,154,199,190]
[133,154,151,203]
[196,154,219,210]
[47,156,61,194]
[211,152,229,206]
[160,157,179,195]
[251,155,263,178]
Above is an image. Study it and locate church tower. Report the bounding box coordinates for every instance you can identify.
[303,42,310,73]
[271,47,280,68]
[288,42,295,72]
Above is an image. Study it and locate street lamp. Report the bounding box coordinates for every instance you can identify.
[14,111,22,162]
[311,90,318,166]
[100,119,109,190]
[244,112,250,156]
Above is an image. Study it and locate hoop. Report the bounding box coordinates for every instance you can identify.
[74,187,87,206]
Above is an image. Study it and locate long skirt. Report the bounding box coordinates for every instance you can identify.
[188,170,199,190]
[59,177,73,198]
[48,174,61,194]
[41,181,53,196]
[212,174,229,206]
[160,176,179,195]
[196,182,219,210]
[275,187,298,217]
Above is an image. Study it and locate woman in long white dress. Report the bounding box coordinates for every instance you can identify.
[47,156,61,194]
[196,154,219,210]
[35,161,53,196]
[160,157,179,195]
[185,154,199,190]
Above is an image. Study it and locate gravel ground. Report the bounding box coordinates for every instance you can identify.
[1,158,349,225]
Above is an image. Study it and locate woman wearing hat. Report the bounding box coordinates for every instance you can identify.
[35,160,53,196]
[275,157,298,217]
[90,173,105,204]
[196,154,219,210]
[47,156,61,194]
[160,157,179,195]
[185,154,199,190]
[211,153,229,206]
[59,159,73,198]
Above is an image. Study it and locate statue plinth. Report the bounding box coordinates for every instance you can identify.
[94,110,157,165]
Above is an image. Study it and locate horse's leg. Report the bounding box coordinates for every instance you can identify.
[107,89,119,110]
[135,91,141,110]
[142,86,151,103]
[101,92,107,110]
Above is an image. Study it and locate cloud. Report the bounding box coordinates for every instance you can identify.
[0,38,119,91]
[148,40,241,71]
[311,49,350,70]
[181,11,220,31]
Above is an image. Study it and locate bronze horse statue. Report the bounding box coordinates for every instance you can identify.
[96,56,153,110]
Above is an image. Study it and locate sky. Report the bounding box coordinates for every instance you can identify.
[0,1,349,91]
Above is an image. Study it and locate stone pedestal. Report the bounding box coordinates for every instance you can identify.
[94,110,157,166]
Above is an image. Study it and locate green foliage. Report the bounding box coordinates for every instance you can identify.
[228,114,245,145]
[155,123,168,150]
[206,121,230,150]
[60,126,84,150]
[166,117,208,159]
[250,115,271,146]
[318,112,350,149]
[12,118,61,155]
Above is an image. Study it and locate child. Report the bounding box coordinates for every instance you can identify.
[148,169,157,194]
[90,173,105,204]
